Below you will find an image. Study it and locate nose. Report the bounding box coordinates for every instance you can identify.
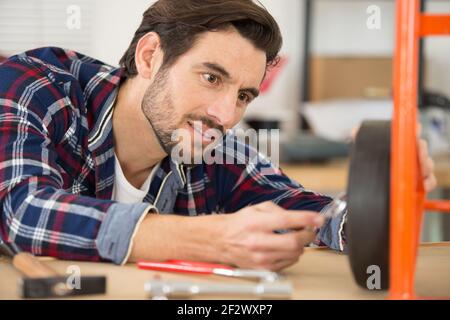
[205,92,237,129]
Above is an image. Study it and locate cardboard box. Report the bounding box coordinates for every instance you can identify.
[309,56,393,101]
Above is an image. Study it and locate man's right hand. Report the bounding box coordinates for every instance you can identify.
[128,201,324,272]
[218,201,324,271]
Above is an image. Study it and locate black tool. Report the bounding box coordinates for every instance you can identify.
[19,276,106,299]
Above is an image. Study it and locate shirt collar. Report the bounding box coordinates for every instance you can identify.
[87,67,124,154]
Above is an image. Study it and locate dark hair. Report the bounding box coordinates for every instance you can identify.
[119,0,282,78]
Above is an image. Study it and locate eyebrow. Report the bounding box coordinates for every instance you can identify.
[200,62,260,98]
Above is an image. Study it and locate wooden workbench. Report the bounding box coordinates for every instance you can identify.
[1,243,449,300]
[280,155,450,193]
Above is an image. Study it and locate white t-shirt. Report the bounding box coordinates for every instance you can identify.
[111,153,159,203]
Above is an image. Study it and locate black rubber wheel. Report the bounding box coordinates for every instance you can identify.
[347,120,391,290]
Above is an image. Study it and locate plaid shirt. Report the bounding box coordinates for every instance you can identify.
[0,47,346,264]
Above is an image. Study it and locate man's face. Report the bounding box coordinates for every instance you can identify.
[141,28,267,160]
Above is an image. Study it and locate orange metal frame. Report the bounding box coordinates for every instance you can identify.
[391,0,450,299]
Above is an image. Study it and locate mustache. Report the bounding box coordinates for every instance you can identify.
[185,114,225,135]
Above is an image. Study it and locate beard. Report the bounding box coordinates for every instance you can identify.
[141,66,226,163]
[141,67,180,155]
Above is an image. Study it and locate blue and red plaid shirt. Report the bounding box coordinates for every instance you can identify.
[0,47,346,264]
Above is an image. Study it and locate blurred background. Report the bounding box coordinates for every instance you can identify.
[1,0,449,241]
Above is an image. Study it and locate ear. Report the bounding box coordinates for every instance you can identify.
[134,32,164,80]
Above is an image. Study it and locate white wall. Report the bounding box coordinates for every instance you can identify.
[310,0,450,98]
[244,0,304,135]
[311,0,396,56]
[424,1,450,98]
[90,0,155,66]
[0,0,93,57]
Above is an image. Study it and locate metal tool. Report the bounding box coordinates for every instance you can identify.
[138,259,280,282]
[145,277,293,300]
[0,239,106,298]
[277,193,347,235]
[322,192,347,220]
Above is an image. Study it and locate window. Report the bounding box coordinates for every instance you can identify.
[0,0,92,57]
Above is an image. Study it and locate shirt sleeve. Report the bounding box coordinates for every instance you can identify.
[216,139,347,252]
[0,58,156,264]
[96,203,158,264]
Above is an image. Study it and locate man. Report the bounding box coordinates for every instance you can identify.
[0,0,436,271]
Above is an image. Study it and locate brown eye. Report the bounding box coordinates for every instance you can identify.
[203,73,219,84]
[238,92,251,104]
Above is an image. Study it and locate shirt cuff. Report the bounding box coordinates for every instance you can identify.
[315,203,348,253]
[95,203,158,265]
